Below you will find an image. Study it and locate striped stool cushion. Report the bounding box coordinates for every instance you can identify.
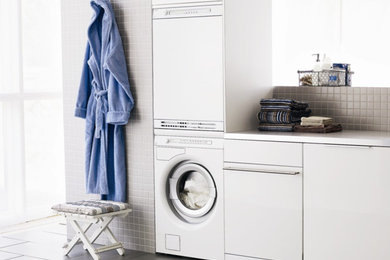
[51,200,129,216]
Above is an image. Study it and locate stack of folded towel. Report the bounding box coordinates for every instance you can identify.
[257,98,311,132]
[294,116,342,133]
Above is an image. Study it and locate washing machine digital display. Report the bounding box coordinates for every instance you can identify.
[168,161,217,223]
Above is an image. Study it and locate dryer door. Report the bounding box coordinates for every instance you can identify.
[153,6,224,129]
[169,161,216,223]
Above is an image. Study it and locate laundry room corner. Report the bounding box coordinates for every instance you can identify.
[61,0,155,253]
[3,0,390,259]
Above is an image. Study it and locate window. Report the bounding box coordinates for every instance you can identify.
[0,0,65,226]
[272,0,390,87]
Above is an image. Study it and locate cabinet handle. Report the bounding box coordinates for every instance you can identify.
[321,144,373,149]
[223,167,300,175]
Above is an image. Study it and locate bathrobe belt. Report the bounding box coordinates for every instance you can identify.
[94,89,108,139]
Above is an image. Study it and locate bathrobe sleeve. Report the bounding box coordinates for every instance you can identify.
[105,34,134,125]
[75,44,93,119]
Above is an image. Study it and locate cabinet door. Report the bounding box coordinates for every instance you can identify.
[304,144,390,260]
[225,168,302,260]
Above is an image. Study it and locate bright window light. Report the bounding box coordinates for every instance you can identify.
[272,0,390,87]
[0,0,65,227]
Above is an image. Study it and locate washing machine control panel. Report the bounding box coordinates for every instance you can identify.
[155,136,223,149]
[166,138,212,145]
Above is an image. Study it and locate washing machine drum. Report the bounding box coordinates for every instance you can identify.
[168,161,217,223]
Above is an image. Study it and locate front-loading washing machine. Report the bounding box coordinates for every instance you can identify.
[154,135,224,260]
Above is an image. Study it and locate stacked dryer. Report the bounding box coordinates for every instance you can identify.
[152,0,272,259]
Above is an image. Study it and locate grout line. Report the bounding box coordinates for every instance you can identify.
[3,252,48,260]
[0,240,29,249]
[0,250,22,259]
[0,242,56,260]
[0,215,63,235]
[41,230,67,237]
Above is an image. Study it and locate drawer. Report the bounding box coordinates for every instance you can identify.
[225,254,262,260]
[224,140,302,167]
[224,168,302,260]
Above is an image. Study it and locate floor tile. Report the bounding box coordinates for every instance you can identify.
[0,250,22,260]
[0,237,26,249]
[133,254,194,260]
[1,219,195,260]
[66,246,146,260]
[12,257,43,260]
[4,230,67,248]
[40,223,67,236]
[1,242,63,260]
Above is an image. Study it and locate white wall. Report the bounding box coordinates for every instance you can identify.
[61,0,155,252]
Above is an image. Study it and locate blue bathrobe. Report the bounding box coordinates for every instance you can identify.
[75,0,134,202]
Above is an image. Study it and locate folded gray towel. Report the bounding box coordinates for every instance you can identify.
[258,123,296,132]
[258,109,312,124]
[260,98,309,111]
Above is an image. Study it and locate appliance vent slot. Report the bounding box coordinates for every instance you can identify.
[160,120,217,130]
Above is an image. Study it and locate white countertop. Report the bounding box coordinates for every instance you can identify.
[224,130,390,147]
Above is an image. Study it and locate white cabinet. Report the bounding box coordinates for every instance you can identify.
[304,144,390,260]
[224,140,303,260]
[225,167,302,260]
[225,254,261,260]
[224,140,302,167]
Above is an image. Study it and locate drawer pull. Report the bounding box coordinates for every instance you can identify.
[321,144,373,149]
[224,167,300,175]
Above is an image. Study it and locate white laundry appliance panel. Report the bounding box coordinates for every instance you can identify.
[153,0,222,6]
[154,135,224,260]
[153,5,224,131]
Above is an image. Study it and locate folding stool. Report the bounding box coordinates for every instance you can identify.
[52,200,131,260]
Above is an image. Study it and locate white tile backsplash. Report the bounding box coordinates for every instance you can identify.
[61,0,154,253]
[273,86,390,132]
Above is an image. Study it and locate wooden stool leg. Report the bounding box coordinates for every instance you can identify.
[88,217,114,245]
[70,220,100,260]
[104,225,125,256]
[86,217,125,256]
[64,222,93,255]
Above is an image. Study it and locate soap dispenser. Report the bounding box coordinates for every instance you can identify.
[312,53,321,71]
[321,54,333,70]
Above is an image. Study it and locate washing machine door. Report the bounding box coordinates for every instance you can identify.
[169,161,216,223]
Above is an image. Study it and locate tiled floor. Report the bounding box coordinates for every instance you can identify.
[0,218,192,260]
